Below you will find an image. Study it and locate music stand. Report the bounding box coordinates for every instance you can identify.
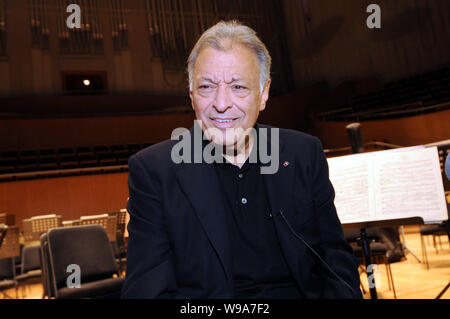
[343,216,424,299]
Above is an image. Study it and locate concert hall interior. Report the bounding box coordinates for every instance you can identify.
[0,0,449,300]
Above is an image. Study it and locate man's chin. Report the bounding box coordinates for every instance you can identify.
[209,137,237,149]
[203,128,233,145]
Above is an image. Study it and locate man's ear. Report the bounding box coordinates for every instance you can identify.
[259,79,271,111]
[189,90,195,110]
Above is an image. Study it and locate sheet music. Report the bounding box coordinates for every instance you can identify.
[327,154,372,222]
[327,146,448,224]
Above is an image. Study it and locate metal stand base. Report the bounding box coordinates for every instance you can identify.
[436,282,450,299]
[399,226,421,263]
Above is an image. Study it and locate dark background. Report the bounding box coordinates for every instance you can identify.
[0,0,448,222]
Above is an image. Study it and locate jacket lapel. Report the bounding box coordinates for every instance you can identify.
[174,125,233,289]
[260,126,295,216]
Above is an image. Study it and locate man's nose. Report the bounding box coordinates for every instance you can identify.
[213,85,232,112]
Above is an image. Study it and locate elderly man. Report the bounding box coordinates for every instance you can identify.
[121,20,362,299]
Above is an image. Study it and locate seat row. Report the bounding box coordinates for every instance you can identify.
[0,211,128,299]
[0,143,152,175]
[319,67,450,121]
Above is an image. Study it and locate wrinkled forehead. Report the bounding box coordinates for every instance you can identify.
[193,43,259,84]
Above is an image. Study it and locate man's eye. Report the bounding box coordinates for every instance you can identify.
[233,85,245,90]
[199,85,211,89]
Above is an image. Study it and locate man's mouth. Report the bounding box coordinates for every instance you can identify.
[210,117,238,127]
[213,118,234,123]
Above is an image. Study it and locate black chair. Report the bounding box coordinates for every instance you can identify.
[0,225,20,298]
[16,244,42,297]
[111,145,129,157]
[351,242,397,299]
[78,154,98,168]
[59,155,79,169]
[39,233,55,299]
[0,159,16,174]
[78,213,125,275]
[108,210,128,275]
[344,228,399,298]
[46,225,124,298]
[420,222,448,270]
[76,147,94,157]
[38,157,59,171]
[0,258,17,298]
[97,153,117,166]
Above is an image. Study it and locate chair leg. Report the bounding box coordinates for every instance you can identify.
[20,284,27,298]
[385,264,391,291]
[358,266,367,295]
[386,264,397,299]
[433,236,438,254]
[360,282,366,295]
[421,235,429,270]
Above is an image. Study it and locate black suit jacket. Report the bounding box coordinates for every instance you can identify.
[121,124,362,298]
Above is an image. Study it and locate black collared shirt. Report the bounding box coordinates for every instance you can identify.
[212,140,302,299]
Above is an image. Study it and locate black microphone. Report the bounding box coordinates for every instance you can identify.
[276,210,358,298]
[346,123,365,154]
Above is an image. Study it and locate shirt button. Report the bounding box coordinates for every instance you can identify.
[238,173,243,178]
[241,198,247,204]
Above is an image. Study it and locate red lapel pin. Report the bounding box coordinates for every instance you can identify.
[283,161,290,167]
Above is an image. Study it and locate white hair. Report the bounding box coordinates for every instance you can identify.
[187,20,271,93]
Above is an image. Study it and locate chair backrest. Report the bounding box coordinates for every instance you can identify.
[344,228,381,243]
[0,257,15,280]
[78,214,117,242]
[39,233,55,298]
[21,244,41,273]
[0,213,6,224]
[23,215,62,242]
[0,225,20,281]
[46,225,118,294]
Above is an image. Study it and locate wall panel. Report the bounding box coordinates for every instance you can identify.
[311,109,450,149]
[0,172,128,230]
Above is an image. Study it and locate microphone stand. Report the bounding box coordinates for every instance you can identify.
[359,228,377,299]
[346,123,377,299]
